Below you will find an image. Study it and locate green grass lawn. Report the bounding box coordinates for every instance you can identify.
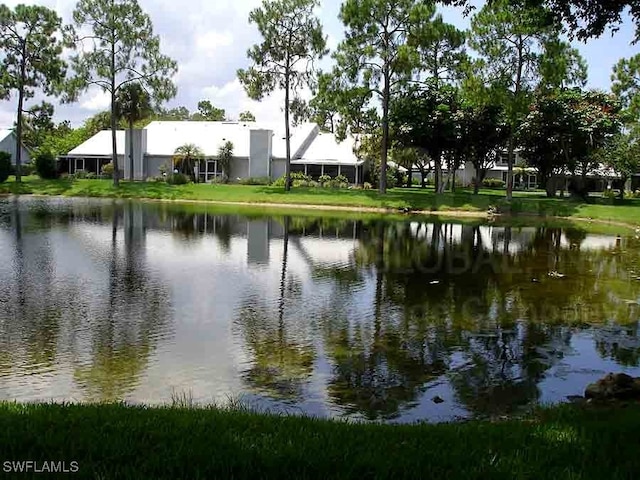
[0,401,639,479]
[1,176,639,227]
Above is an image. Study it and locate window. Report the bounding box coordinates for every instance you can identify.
[290,164,306,174]
[324,165,339,177]
[340,166,356,183]
[75,158,85,172]
[307,164,322,179]
[196,160,219,183]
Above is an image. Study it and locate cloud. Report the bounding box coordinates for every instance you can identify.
[79,89,111,111]
[201,79,284,124]
[0,0,347,128]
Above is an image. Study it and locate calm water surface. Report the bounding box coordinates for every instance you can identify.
[0,197,639,422]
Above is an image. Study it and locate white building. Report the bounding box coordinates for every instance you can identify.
[0,129,31,165]
[59,121,366,184]
[409,151,539,189]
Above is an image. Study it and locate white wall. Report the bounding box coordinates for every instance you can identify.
[230,158,249,180]
[0,133,30,165]
[271,159,286,180]
[146,156,170,178]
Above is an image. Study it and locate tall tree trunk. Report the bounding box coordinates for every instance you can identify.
[474,166,481,194]
[436,150,445,194]
[451,168,457,193]
[111,92,119,187]
[507,38,525,202]
[421,170,427,189]
[15,86,24,183]
[111,39,119,187]
[15,52,27,183]
[380,58,390,195]
[284,71,292,192]
[543,174,556,198]
[506,135,515,201]
[619,175,628,200]
[129,119,134,181]
[407,165,412,187]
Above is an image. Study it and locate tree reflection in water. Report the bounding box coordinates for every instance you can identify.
[234,217,315,400]
[73,203,172,402]
[1,199,639,421]
[316,218,640,418]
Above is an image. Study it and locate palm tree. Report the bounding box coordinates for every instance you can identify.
[116,83,153,181]
[173,144,204,181]
[217,141,234,183]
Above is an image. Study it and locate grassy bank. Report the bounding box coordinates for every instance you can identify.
[1,177,639,227]
[0,401,639,479]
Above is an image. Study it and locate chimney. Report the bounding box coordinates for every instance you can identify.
[249,129,273,178]
[124,129,147,180]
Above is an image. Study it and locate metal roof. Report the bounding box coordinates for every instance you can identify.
[67,130,126,157]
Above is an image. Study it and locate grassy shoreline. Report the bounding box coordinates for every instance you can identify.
[1,401,639,479]
[1,177,639,228]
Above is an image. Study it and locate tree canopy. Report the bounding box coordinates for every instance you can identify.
[238,0,327,192]
[333,0,436,193]
[192,100,226,121]
[0,3,67,180]
[68,0,177,186]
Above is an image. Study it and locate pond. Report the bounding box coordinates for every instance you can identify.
[0,196,639,422]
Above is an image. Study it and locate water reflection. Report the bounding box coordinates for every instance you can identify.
[0,199,172,402]
[0,197,638,422]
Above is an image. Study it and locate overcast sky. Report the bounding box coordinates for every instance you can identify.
[0,0,637,129]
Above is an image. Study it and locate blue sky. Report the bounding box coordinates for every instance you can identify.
[436,2,639,91]
[0,0,637,128]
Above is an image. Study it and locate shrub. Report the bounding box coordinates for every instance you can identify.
[602,188,617,199]
[0,152,11,183]
[318,174,332,186]
[238,177,271,185]
[85,172,97,180]
[74,169,88,179]
[369,162,398,189]
[21,162,35,176]
[329,178,349,189]
[272,171,311,187]
[34,150,57,179]
[363,182,373,190]
[101,163,114,178]
[308,180,320,188]
[623,189,640,199]
[149,175,166,183]
[166,173,190,185]
[334,174,349,185]
[482,178,506,189]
